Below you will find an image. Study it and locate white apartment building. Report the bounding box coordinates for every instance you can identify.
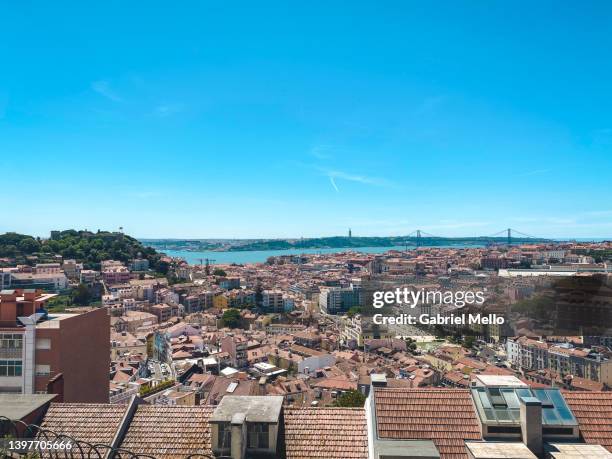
[262,290,284,312]
[341,314,363,348]
[34,263,61,274]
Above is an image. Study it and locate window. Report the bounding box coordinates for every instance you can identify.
[217,423,231,450]
[488,426,522,434]
[0,334,23,350]
[248,423,269,449]
[543,427,574,435]
[0,360,23,377]
[36,338,51,350]
[35,364,50,376]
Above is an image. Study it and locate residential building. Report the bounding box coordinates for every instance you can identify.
[79,269,100,285]
[262,290,284,313]
[150,303,180,323]
[319,284,362,315]
[0,289,110,402]
[102,266,131,284]
[341,314,364,348]
[24,381,612,458]
[6,272,68,292]
[221,335,248,368]
[129,258,150,272]
[507,337,612,385]
[62,259,82,280]
[112,311,158,333]
[34,263,61,274]
[219,277,240,290]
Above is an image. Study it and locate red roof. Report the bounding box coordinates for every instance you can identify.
[563,391,612,453]
[374,388,482,459]
[284,407,367,459]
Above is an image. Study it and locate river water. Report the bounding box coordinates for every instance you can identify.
[160,244,484,265]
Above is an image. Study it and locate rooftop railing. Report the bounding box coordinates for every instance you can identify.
[0,417,215,459]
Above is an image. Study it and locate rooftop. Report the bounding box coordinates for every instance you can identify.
[41,403,128,445]
[210,395,284,423]
[473,374,528,388]
[563,391,612,453]
[465,441,536,459]
[545,443,612,458]
[284,407,368,459]
[121,405,213,457]
[0,394,56,420]
[471,386,577,427]
[34,313,79,328]
[373,388,482,459]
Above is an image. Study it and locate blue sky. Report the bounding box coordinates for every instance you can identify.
[1,1,611,239]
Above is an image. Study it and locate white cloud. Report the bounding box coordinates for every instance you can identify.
[310,145,333,160]
[325,169,395,188]
[329,175,340,192]
[154,104,183,117]
[91,80,122,102]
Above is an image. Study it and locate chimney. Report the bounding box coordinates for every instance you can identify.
[0,290,18,327]
[230,412,246,459]
[371,373,387,387]
[520,396,542,457]
[46,373,64,402]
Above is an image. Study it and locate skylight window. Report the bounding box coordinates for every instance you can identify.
[471,387,578,427]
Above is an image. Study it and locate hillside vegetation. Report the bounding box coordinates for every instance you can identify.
[0,230,166,272]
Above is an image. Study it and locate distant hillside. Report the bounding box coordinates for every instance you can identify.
[0,230,166,271]
[230,236,403,251]
[143,235,549,252]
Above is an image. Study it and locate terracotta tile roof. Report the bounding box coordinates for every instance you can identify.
[119,405,213,458]
[205,377,258,404]
[563,391,612,452]
[568,376,605,391]
[374,388,482,459]
[311,376,357,391]
[284,407,368,459]
[40,403,127,445]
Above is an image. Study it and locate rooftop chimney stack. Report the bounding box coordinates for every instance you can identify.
[371,373,388,387]
[230,412,246,459]
[519,396,542,457]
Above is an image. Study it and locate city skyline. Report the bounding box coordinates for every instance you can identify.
[3,3,612,459]
[2,2,612,238]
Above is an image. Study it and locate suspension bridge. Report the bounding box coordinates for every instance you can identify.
[401,228,552,247]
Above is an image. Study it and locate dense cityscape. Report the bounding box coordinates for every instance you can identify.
[3,1,612,457]
[1,230,611,458]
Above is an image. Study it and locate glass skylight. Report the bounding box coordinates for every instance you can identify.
[471,387,578,426]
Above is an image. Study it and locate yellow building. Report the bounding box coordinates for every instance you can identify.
[213,292,229,309]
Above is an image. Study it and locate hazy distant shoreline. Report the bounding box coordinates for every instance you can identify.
[157,245,484,265]
[140,235,560,254]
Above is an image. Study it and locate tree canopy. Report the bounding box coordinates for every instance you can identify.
[222,308,241,328]
[334,389,366,407]
[0,230,165,272]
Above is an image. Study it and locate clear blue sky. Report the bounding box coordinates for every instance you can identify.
[1,1,611,239]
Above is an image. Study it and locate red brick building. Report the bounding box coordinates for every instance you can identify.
[0,289,110,402]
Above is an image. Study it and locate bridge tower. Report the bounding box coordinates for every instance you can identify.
[507,228,511,245]
[416,229,422,248]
